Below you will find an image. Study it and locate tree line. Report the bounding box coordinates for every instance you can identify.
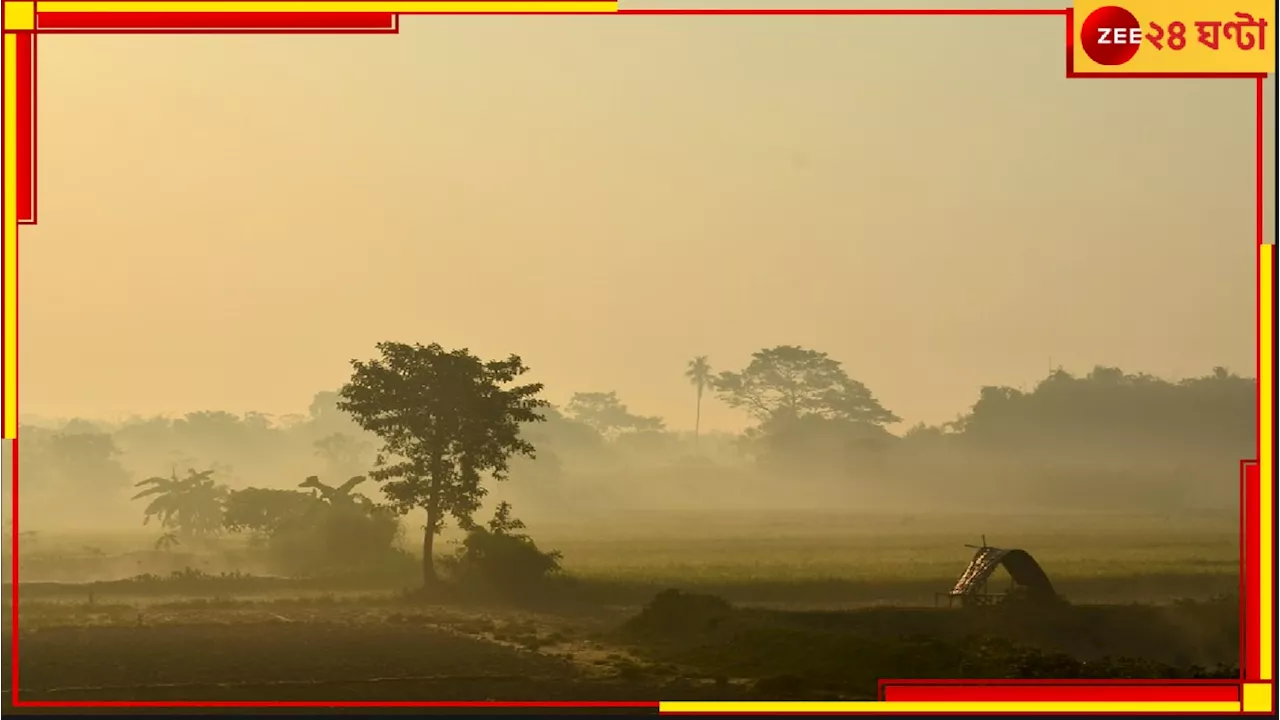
[13,342,1255,585]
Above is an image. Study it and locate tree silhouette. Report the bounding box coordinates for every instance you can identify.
[222,484,399,575]
[21,430,131,504]
[685,356,713,452]
[306,391,364,438]
[223,487,321,535]
[951,365,1253,462]
[567,391,664,438]
[444,501,562,591]
[132,468,228,539]
[714,346,899,426]
[338,342,548,586]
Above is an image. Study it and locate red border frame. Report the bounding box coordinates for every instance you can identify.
[880,682,1245,703]
[2,3,1272,712]
[36,11,401,32]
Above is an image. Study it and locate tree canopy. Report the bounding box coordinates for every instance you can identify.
[949,365,1255,462]
[714,345,899,426]
[567,391,665,436]
[338,342,549,585]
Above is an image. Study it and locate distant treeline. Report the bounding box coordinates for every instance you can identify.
[10,348,1255,525]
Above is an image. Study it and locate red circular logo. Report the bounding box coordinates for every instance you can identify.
[1080,6,1143,66]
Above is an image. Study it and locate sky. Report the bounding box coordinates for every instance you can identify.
[19,1,1276,431]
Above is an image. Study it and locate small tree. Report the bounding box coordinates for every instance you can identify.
[132,468,228,540]
[338,342,549,586]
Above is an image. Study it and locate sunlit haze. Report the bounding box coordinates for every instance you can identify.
[4,5,1268,701]
[21,4,1274,430]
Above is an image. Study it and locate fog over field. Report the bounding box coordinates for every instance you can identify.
[3,5,1271,705]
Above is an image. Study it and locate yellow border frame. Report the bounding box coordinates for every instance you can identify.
[1260,244,1275,685]
[2,29,17,436]
[0,1,1273,714]
[36,2,616,13]
[661,700,1253,713]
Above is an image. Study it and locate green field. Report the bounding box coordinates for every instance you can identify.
[2,511,1242,705]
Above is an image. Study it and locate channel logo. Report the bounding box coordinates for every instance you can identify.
[1073,1,1273,75]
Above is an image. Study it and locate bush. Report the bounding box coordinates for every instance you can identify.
[224,485,406,577]
[442,503,562,592]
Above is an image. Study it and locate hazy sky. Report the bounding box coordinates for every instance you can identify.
[20,1,1276,431]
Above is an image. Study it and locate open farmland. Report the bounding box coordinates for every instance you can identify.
[2,511,1242,705]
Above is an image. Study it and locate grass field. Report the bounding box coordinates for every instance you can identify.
[1,511,1243,705]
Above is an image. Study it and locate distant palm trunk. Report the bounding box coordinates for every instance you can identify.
[685,355,713,456]
[694,385,703,452]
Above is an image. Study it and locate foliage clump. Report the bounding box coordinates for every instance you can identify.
[222,477,406,577]
[133,469,228,541]
[441,502,562,593]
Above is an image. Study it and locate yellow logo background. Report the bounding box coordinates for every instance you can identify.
[1073,0,1274,74]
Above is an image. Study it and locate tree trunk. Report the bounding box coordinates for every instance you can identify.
[694,387,703,453]
[423,459,444,587]
[421,513,439,586]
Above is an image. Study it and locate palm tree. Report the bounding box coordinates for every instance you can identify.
[133,468,228,539]
[684,356,713,452]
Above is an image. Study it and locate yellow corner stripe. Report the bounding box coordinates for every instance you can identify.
[1243,683,1274,713]
[39,1,616,13]
[2,34,16,441]
[659,702,1243,714]
[3,2,36,30]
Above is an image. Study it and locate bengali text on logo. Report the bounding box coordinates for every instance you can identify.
[1074,1,1273,74]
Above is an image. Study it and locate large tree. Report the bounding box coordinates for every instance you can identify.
[684,356,713,451]
[566,391,664,437]
[337,342,548,585]
[714,345,899,426]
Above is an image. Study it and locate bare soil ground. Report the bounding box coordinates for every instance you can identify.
[4,600,754,704]
[3,588,1239,706]
[1,513,1242,707]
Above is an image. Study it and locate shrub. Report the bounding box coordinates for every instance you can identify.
[224,485,406,577]
[442,503,562,592]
